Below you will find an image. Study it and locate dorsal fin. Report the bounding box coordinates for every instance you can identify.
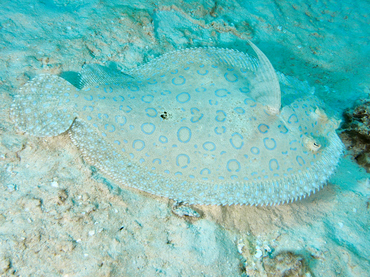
[78,44,281,113]
[127,43,281,114]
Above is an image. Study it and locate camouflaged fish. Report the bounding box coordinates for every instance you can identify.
[11,41,344,205]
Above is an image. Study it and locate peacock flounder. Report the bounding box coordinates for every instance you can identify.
[11,41,344,205]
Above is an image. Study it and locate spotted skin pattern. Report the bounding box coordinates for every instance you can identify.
[11,43,344,205]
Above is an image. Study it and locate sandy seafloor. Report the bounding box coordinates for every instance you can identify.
[0,0,370,276]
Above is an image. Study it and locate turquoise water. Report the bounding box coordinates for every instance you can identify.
[0,1,369,276]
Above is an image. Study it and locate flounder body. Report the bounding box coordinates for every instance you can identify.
[11,42,344,205]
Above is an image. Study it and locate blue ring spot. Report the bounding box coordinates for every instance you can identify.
[288,114,299,124]
[200,168,211,175]
[115,115,127,126]
[240,86,250,93]
[160,90,171,96]
[87,116,92,121]
[289,140,298,151]
[113,95,124,102]
[120,105,132,113]
[141,95,154,103]
[172,76,186,85]
[196,87,206,92]
[215,89,230,98]
[203,141,216,151]
[98,113,109,119]
[258,124,270,134]
[215,126,226,135]
[159,136,168,144]
[250,147,260,155]
[197,69,209,75]
[141,123,156,135]
[147,79,157,85]
[104,124,116,133]
[82,106,93,111]
[263,137,277,150]
[145,108,157,118]
[234,107,245,114]
[278,124,289,134]
[296,156,306,166]
[133,140,145,151]
[153,158,161,164]
[176,154,190,169]
[224,73,238,82]
[244,97,256,107]
[230,132,244,149]
[227,159,241,172]
[104,87,113,93]
[190,107,203,123]
[177,127,191,143]
[128,85,139,91]
[215,110,226,122]
[84,95,93,101]
[269,159,280,171]
[176,92,191,103]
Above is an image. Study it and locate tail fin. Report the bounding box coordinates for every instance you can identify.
[11,74,76,137]
[247,40,281,115]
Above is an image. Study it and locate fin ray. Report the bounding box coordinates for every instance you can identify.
[11,74,76,137]
[79,64,133,88]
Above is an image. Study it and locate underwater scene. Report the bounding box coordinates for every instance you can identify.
[0,0,369,276]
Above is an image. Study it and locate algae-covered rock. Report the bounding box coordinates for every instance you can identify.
[262,251,311,277]
[340,100,370,172]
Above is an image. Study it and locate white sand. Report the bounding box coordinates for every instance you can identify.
[0,0,369,276]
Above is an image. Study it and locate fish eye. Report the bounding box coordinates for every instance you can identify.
[303,137,321,152]
[309,141,321,152]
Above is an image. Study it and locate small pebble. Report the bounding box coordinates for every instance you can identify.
[255,248,263,258]
[7,184,16,192]
[50,181,58,188]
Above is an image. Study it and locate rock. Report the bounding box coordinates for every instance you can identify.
[262,251,311,277]
[340,100,370,172]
